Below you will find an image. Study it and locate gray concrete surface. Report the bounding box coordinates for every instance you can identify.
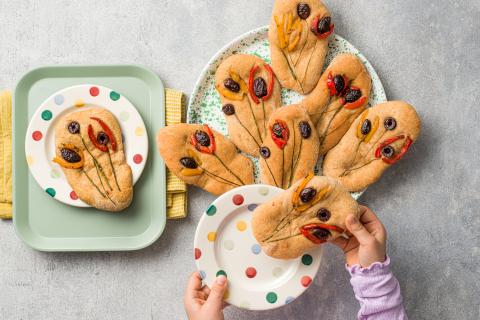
[1,0,479,319]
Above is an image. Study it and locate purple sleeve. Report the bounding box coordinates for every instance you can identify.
[347,256,407,320]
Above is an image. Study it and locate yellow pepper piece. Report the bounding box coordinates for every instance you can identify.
[292,172,314,206]
[287,12,293,33]
[52,144,84,169]
[288,33,301,52]
[216,85,243,101]
[188,149,202,166]
[356,110,370,139]
[295,185,332,212]
[274,15,287,49]
[364,115,379,143]
[180,168,203,176]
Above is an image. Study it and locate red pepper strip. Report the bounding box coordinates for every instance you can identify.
[300,223,345,244]
[311,17,335,39]
[90,117,117,151]
[270,120,289,149]
[326,72,335,96]
[248,65,260,104]
[375,135,405,158]
[262,63,275,101]
[190,134,211,154]
[344,96,367,110]
[382,137,413,165]
[203,124,216,153]
[88,124,108,152]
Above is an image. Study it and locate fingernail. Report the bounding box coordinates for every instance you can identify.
[347,215,357,224]
[216,275,226,286]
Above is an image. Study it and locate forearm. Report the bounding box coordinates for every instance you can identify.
[347,256,407,320]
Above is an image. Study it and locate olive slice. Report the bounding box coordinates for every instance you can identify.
[97,132,109,145]
[297,3,311,19]
[300,187,317,203]
[317,17,331,34]
[344,88,362,103]
[253,77,267,98]
[67,121,80,134]
[224,78,240,92]
[259,146,271,159]
[333,75,346,94]
[361,119,371,135]
[272,123,283,138]
[195,130,210,147]
[299,121,311,139]
[60,148,81,163]
[316,208,331,222]
[180,157,198,169]
[384,117,397,130]
[381,146,395,158]
[222,104,235,115]
[311,228,331,240]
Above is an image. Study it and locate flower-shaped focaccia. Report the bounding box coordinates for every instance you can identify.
[259,104,319,189]
[252,175,359,259]
[215,54,281,156]
[156,124,254,195]
[301,54,372,155]
[269,0,333,94]
[323,101,421,192]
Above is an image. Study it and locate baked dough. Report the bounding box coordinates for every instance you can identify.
[156,123,254,195]
[323,101,421,192]
[252,175,359,259]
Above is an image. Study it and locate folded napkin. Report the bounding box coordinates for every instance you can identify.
[165,89,188,219]
[0,91,12,220]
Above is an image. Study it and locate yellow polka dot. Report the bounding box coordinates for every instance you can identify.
[26,155,34,166]
[135,127,144,136]
[74,99,85,107]
[236,221,247,232]
[207,232,216,242]
[223,289,230,300]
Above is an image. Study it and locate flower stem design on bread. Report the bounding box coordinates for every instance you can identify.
[269,0,333,94]
[252,176,358,259]
[323,101,421,192]
[301,54,372,156]
[259,105,319,189]
[216,54,281,156]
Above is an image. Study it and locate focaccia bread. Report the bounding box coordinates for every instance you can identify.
[252,175,359,259]
[54,108,133,212]
[323,101,421,192]
[301,54,372,155]
[156,123,254,195]
[259,104,319,189]
[269,0,333,94]
[215,54,281,156]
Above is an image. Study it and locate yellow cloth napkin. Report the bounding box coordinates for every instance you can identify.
[0,91,12,220]
[165,89,188,219]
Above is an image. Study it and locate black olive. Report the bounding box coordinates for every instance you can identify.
[381,146,395,158]
[317,17,331,34]
[299,121,311,139]
[259,146,271,159]
[195,130,210,147]
[180,157,198,169]
[224,78,240,92]
[300,187,317,203]
[60,148,81,163]
[361,119,371,135]
[67,121,80,134]
[384,117,397,130]
[297,3,311,19]
[311,228,331,240]
[222,104,235,115]
[253,77,267,98]
[272,123,283,138]
[316,208,331,222]
[344,88,362,103]
[97,132,109,145]
[333,75,346,94]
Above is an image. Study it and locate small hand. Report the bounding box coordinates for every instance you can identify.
[332,205,387,267]
[184,272,228,320]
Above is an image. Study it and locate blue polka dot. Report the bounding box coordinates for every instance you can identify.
[285,296,295,304]
[54,94,64,105]
[199,270,206,280]
[247,204,258,211]
[251,244,261,255]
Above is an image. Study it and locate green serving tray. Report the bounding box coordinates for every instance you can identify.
[13,65,166,251]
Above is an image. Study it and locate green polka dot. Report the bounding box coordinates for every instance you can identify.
[118,111,130,122]
[259,186,269,196]
[206,205,217,216]
[41,110,52,121]
[266,292,277,303]
[301,254,313,266]
[110,91,120,101]
[216,270,227,277]
[50,169,61,179]
[46,188,56,197]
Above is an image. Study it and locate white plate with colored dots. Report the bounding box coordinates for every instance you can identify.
[194,184,323,310]
[25,84,148,207]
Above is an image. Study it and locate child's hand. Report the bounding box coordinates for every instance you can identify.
[184,272,228,320]
[332,205,387,267]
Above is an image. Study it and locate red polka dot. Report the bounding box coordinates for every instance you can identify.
[70,191,78,200]
[301,276,312,287]
[245,267,257,278]
[194,248,201,260]
[133,154,143,164]
[232,194,244,205]
[32,131,42,141]
[90,86,100,97]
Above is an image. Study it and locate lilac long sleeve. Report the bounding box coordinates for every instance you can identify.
[347,256,407,320]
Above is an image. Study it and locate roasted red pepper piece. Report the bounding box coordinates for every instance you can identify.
[190,124,216,154]
[204,124,216,153]
[343,96,367,110]
[377,136,413,165]
[263,63,275,101]
[248,65,260,104]
[88,124,108,152]
[90,117,117,151]
[270,120,289,149]
[300,223,345,244]
[310,17,335,39]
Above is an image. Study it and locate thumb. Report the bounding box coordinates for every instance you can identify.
[205,275,227,310]
[345,214,374,245]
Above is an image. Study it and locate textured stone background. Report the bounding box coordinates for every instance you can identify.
[0,0,479,319]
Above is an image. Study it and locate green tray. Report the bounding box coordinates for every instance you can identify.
[13,65,166,251]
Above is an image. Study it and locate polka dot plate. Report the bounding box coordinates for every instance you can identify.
[194,184,323,310]
[187,26,387,199]
[25,84,148,207]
